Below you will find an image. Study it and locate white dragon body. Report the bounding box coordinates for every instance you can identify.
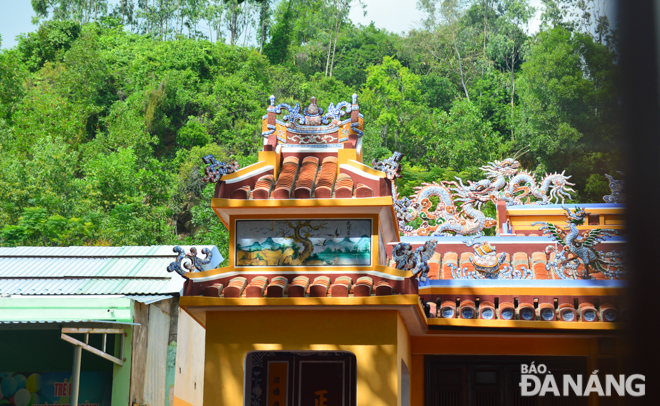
[398,179,497,237]
[382,153,577,236]
[480,158,575,205]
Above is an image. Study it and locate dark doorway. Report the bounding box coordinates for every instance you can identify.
[425,356,588,406]
[244,350,357,406]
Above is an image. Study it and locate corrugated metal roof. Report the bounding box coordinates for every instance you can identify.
[0,278,172,295]
[0,245,222,295]
[125,295,175,304]
[0,319,140,325]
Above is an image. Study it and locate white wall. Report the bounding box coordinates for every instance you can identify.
[173,309,206,405]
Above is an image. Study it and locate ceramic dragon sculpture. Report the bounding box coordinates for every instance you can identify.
[396,179,497,237]
[378,151,574,237]
[480,158,575,205]
[392,239,438,281]
[374,151,497,237]
[532,206,623,279]
[603,172,624,203]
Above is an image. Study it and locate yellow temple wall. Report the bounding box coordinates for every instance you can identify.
[204,309,412,406]
[505,206,625,234]
[396,314,411,406]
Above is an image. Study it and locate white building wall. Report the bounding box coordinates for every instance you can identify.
[173,308,205,406]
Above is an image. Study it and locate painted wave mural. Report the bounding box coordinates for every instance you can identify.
[235,219,372,267]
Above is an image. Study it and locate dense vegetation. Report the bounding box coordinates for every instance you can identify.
[0,0,622,252]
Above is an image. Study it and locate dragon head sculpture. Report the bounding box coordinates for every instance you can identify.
[562,206,589,225]
[450,178,494,209]
[480,158,521,180]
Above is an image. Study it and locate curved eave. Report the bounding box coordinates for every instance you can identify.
[184,264,413,282]
[180,294,420,307]
[427,318,621,330]
[212,196,393,209]
[179,294,622,334]
[418,279,625,296]
[179,294,427,334]
[342,160,387,179]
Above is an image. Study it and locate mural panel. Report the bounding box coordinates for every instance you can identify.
[235,219,372,267]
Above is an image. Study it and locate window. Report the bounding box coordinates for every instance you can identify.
[425,356,588,406]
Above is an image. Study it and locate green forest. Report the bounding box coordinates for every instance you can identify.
[0,0,622,253]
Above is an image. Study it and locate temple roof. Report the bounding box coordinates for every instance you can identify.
[223,156,383,200]
[176,95,628,332]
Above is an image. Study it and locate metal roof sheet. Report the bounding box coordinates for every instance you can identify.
[0,245,222,295]
[0,319,139,325]
[0,278,173,295]
[125,295,175,304]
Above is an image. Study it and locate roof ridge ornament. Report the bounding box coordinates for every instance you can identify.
[392,239,437,281]
[167,246,213,277]
[274,102,305,126]
[395,155,576,237]
[202,155,239,183]
[603,172,624,203]
[272,96,358,127]
[322,100,352,125]
[532,206,622,279]
[372,151,403,181]
[479,157,575,205]
[448,237,532,280]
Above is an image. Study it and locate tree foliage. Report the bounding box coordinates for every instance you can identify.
[0,0,622,252]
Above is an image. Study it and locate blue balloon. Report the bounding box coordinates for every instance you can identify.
[0,377,17,398]
[13,375,26,390]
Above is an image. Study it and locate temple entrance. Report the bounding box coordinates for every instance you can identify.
[425,356,589,406]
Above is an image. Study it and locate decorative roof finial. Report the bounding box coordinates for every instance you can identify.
[392,239,438,281]
[269,95,275,106]
[201,154,239,183]
[306,97,319,115]
[603,172,624,203]
[352,93,358,105]
[372,151,403,181]
[167,246,213,277]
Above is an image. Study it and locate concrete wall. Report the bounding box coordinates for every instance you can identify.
[143,302,171,406]
[173,309,206,406]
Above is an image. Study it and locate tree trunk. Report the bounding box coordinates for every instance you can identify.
[230,3,237,45]
[329,18,342,78]
[284,221,321,265]
[326,0,342,77]
[510,51,515,140]
[324,32,333,76]
[452,30,470,102]
[260,18,266,53]
[482,0,487,78]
